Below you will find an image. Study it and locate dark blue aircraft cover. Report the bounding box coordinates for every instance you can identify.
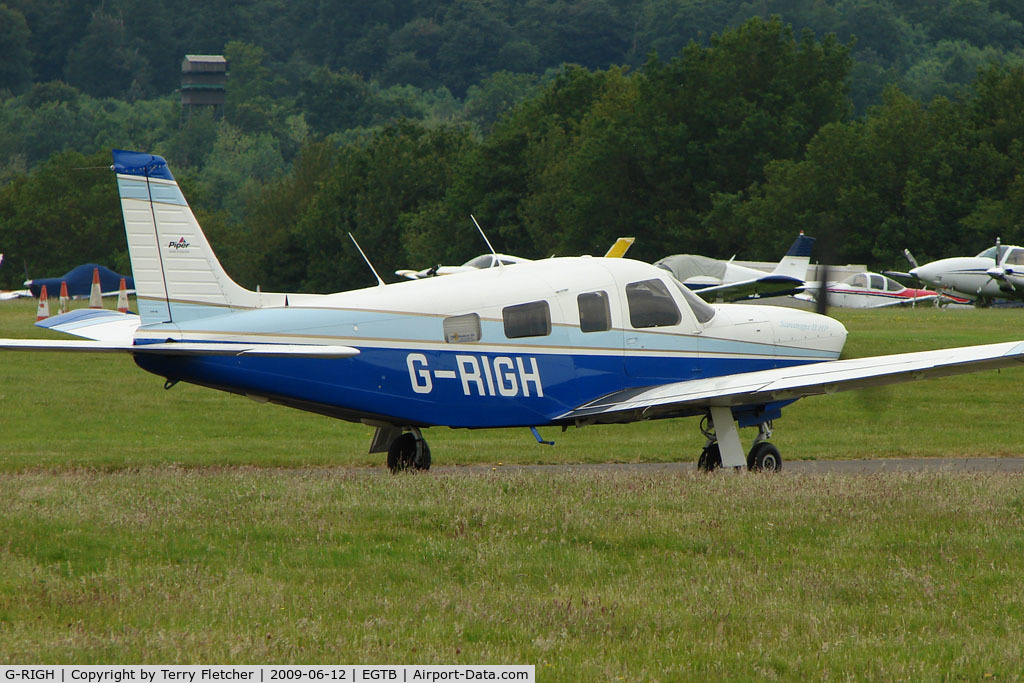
[28,264,134,298]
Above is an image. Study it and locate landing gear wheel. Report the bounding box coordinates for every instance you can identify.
[747,442,782,472]
[697,443,722,472]
[413,439,431,471]
[387,433,417,473]
[386,432,431,473]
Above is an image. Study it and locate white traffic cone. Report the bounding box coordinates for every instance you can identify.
[58,280,69,314]
[89,267,102,308]
[36,284,50,321]
[116,277,128,313]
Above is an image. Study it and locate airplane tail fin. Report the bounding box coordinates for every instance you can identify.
[603,237,635,258]
[772,233,816,280]
[112,150,263,326]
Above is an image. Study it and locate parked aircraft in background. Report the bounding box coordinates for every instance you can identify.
[4,151,1024,475]
[889,241,1024,304]
[396,253,532,279]
[25,264,134,299]
[395,237,636,280]
[654,233,815,302]
[796,272,965,308]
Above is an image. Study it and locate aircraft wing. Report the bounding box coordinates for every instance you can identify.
[872,294,941,308]
[692,274,804,302]
[557,340,1024,424]
[0,338,361,357]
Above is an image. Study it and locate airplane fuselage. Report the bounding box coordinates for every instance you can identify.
[910,247,1024,301]
[132,257,847,430]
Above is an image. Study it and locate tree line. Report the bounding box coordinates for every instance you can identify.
[2,0,1023,111]
[0,16,1023,292]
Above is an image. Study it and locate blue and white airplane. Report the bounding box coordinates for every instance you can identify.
[4,149,1024,472]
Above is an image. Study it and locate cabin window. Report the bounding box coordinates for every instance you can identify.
[625,279,681,328]
[503,301,551,338]
[577,291,611,332]
[870,274,884,290]
[443,313,481,343]
[1007,249,1024,266]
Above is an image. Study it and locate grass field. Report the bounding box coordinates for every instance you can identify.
[2,299,1024,676]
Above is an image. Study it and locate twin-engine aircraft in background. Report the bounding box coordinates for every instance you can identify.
[889,240,1024,305]
[654,233,816,302]
[3,150,1024,473]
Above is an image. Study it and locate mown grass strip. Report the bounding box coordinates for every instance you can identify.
[0,468,1022,678]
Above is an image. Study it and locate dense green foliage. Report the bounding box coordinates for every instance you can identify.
[0,3,1023,291]
[2,0,1022,106]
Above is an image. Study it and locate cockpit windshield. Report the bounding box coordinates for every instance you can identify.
[463,255,496,269]
[670,278,716,324]
[976,246,999,259]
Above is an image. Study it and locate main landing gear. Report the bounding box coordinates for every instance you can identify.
[697,406,782,473]
[370,425,432,473]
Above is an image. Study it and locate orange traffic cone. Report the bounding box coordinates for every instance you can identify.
[58,280,70,314]
[116,277,128,313]
[36,285,50,321]
[89,267,102,308]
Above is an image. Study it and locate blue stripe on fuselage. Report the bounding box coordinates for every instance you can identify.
[132,345,820,428]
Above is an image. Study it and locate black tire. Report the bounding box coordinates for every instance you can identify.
[387,432,418,473]
[413,439,431,471]
[747,442,782,472]
[697,443,722,472]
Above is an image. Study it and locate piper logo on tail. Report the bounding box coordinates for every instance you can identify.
[168,237,190,250]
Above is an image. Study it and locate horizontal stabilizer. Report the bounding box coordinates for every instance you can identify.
[36,308,140,344]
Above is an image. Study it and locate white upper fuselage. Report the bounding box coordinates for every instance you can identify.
[136,256,847,365]
[910,245,1024,300]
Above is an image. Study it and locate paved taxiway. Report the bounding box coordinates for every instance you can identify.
[434,457,1024,475]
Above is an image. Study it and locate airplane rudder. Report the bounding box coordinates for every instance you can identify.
[111,149,259,322]
[786,233,816,258]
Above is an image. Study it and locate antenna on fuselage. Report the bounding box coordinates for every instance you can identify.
[348,232,386,287]
[470,214,502,268]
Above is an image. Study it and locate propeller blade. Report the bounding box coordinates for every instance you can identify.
[903,248,919,269]
[815,263,831,316]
